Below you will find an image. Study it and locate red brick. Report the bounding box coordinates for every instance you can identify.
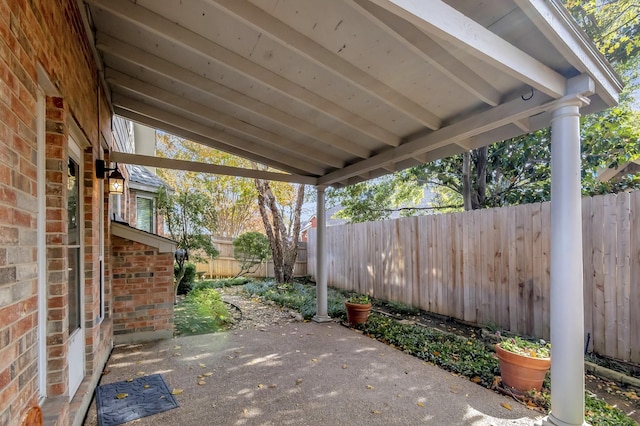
[11,315,32,340]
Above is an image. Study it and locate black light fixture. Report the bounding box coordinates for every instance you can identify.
[96,159,125,194]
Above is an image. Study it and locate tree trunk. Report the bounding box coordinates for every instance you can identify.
[254,180,284,282]
[462,151,472,211]
[253,179,305,283]
[462,147,488,211]
[471,146,488,209]
[282,184,305,282]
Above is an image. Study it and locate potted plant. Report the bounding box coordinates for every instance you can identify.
[495,336,551,393]
[344,294,372,325]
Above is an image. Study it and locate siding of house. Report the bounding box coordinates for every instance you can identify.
[0,1,116,425]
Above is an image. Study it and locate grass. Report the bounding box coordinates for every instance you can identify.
[174,287,230,336]
[247,281,636,426]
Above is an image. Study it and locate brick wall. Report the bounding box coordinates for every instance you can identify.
[0,0,114,425]
[111,236,174,343]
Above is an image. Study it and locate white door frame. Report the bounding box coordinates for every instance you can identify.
[67,137,85,400]
[36,91,47,402]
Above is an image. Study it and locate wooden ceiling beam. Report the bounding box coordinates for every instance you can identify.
[352,0,501,107]
[366,0,567,98]
[112,107,308,176]
[106,69,345,169]
[96,34,372,159]
[86,0,400,147]
[318,92,554,185]
[207,0,441,131]
[112,97,326,176]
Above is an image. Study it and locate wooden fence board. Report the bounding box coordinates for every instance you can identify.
[306,191,640,362]
[616,193,631,360]
[508,206,518,332]
[466,211,478,323]
[498,206,510,331]
[417,216,429,312]
[630,191,640,361]
[591,196,606,355]
[582,197,594,352]
[532,204,543,339]
[453,213,464,320]
[540,201,551,340]
[603,194,618,358]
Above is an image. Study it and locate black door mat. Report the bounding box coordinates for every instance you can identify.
[96,374,179,426]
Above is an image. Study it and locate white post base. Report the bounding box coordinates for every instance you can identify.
[312,315,332,323]
[539,414,589,426]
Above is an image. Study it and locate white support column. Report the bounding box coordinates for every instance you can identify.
[313,185,331,322]
[541,96,590,426]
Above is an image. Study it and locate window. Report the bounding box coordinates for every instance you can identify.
[136,196,155,233]
[68,158,81,334]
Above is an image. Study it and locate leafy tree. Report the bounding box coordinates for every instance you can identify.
[565,0,640,67]
[232,231,271,277]
[327,0,640,216]
[253,177,305,283]
[156,186,219,300]
[156,133,262,238]
[326,171,425,223]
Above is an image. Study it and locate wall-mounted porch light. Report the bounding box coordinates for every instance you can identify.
[96,159,125,194]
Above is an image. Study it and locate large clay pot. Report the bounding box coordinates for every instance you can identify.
[345,301,371,325]
[495,344,551,392]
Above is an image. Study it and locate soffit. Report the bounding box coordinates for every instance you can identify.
[82,0,622,187]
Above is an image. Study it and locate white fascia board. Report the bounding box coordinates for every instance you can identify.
[112,221,176,253]
[514,0,623,106]
[370,0,567,98]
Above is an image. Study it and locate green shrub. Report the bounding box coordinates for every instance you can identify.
[243,280,346,320]
[233,232,271,276]
[175,262,197,295]
[174,288,230,336]
[585,392,636,426]
[360,314,499,387]
[196,277,253,290]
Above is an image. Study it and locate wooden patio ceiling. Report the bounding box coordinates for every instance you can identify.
[80,0,622,186]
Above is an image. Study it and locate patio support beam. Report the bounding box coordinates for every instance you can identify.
[110,152,318,185]
[367,0,566,98]
[541,94,591,426]
[313,185,331,323]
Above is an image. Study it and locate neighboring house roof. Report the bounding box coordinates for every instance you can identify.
[127,164,171,193]
[597,160,640,182]
[112,220,177,253]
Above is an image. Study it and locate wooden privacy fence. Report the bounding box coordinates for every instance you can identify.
[308,191,640,363]
[195,238,307,279]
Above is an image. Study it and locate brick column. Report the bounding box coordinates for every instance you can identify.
[44,96,70,401]
[111,237,174,343]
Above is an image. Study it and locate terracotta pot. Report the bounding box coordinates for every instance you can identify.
[345,301,371,325]
[495,344,551,392]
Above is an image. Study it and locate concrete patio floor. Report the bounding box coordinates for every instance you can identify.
[84,320,543,425]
